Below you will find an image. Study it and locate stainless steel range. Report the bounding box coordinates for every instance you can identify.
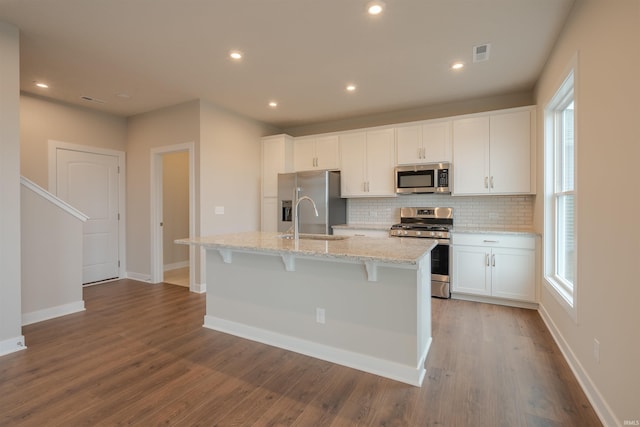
[390,207,453,298]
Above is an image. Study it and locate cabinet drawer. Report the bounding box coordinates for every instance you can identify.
[452,233,535,250]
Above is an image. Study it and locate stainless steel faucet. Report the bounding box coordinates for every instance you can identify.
[294,196,319,240]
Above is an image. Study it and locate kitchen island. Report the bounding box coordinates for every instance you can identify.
[177,232,436,386]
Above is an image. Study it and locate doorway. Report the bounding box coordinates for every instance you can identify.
[150,143,195,290]
[48,141,126,284]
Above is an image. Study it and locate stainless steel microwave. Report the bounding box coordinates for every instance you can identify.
[395,163,451,194]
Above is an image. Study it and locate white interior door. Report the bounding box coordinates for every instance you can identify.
[56,149,119,284]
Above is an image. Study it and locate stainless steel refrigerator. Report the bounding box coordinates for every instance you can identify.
[277,171,346,234]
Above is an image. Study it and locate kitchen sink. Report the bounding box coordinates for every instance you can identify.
[277,234,349,241]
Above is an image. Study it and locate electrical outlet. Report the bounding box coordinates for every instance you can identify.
[593,338,600,363]
[214,206,224,215]
[316,308,325,324]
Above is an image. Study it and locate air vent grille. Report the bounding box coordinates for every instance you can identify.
[473,43,491,62]
[80,96,106,104]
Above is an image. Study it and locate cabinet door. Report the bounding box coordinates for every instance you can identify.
[293,137,317,172]
[452,117,490,195]
[489,110,532,194]
[366,128,396,197]
[315,135,340,170]
[491,247,535,302]
[339,132,367,197]
[262,137,285,197]
[422,120,451,163]
[261,197,278,232]
[396,124,422,165]
[452,245,491,296]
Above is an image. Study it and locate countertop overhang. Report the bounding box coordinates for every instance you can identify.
[177,232,436,281]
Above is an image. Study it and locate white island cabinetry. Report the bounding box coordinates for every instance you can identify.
[340,128,395,197]
[177,232,435,386]
[452,232,536,305]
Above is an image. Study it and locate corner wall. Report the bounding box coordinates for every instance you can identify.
[534,1,640,425]
[0,22,24,356]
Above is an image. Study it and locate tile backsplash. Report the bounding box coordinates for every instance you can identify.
[347,194,534,230]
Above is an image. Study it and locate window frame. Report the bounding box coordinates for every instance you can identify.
[543,59,578,321]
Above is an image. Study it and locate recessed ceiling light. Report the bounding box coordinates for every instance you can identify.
[268,101,278,108]
[346,84,357,92]
[367,1,385,15]
[35,82,49,89]
[451,62,465,70]
[229,50,243,60]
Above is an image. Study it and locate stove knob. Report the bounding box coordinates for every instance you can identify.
[403,230,408,235]
[416,231,422,236]
[430,231,436,237]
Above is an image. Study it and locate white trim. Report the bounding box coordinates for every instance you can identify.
[47,140,127,279]
[204,315,428,387]
[451,293,539,310]
[191,282,206,294]
[0,335,26,357]
[163,260,189,271]
[125,271,152,283]
[538,304,616,427]
[542,53,579,323]
[150,142,196,290]
[21,300,85,326]
[20,176,88,221]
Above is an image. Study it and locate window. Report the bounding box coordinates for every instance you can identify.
[544,68,577,315]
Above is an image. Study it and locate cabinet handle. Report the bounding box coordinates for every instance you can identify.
[483,240,499,243]
[366,181,370,192]
[422,147,426,159]
[417,148,422,159]
[485,253,490,266]
[490,176,494,188]
[491,254,495,267]
[484,177,489,189]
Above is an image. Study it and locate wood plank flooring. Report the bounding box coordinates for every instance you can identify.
[0,279,602,426]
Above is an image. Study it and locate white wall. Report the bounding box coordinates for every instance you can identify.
[0,22,24,356]
[20,94,127,188]
[534,1,640,424]
[126,100,200,280]
[21,182,85,324]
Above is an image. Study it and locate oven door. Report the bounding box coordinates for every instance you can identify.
[430,239,451,298]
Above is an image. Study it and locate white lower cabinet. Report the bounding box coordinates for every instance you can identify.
[452,233,536,303]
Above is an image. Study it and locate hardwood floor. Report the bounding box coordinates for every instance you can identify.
[0,279,601,426]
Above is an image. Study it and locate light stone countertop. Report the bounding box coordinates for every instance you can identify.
[452,227,539,237]
[332,223,394,231]
[176,231,436,265]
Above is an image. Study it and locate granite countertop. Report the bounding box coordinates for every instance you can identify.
[332,223,394,231]
[176,231,436,265]
[452,227,539,236]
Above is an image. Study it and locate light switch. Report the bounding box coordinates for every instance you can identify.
[215,206,224,215]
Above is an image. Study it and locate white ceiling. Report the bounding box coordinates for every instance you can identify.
[0,0,575,129]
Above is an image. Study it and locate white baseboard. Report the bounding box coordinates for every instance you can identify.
[0,335,26,357]
[203,315,427,386]
[126,271,152,283]
[538,304,617,427]
[164,260,189,271]
[191,282,206,293]
[452,292,539,310]
[22,300,85,326]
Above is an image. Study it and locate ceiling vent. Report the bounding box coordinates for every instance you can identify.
[473,43,491,63]
[80,95,106,104]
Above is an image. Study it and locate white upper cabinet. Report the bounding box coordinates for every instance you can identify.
[262,134,293,198]
[293,135,340,171]
[340,128,395,198]
[396,119,452,165]
[452,107,534,195]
